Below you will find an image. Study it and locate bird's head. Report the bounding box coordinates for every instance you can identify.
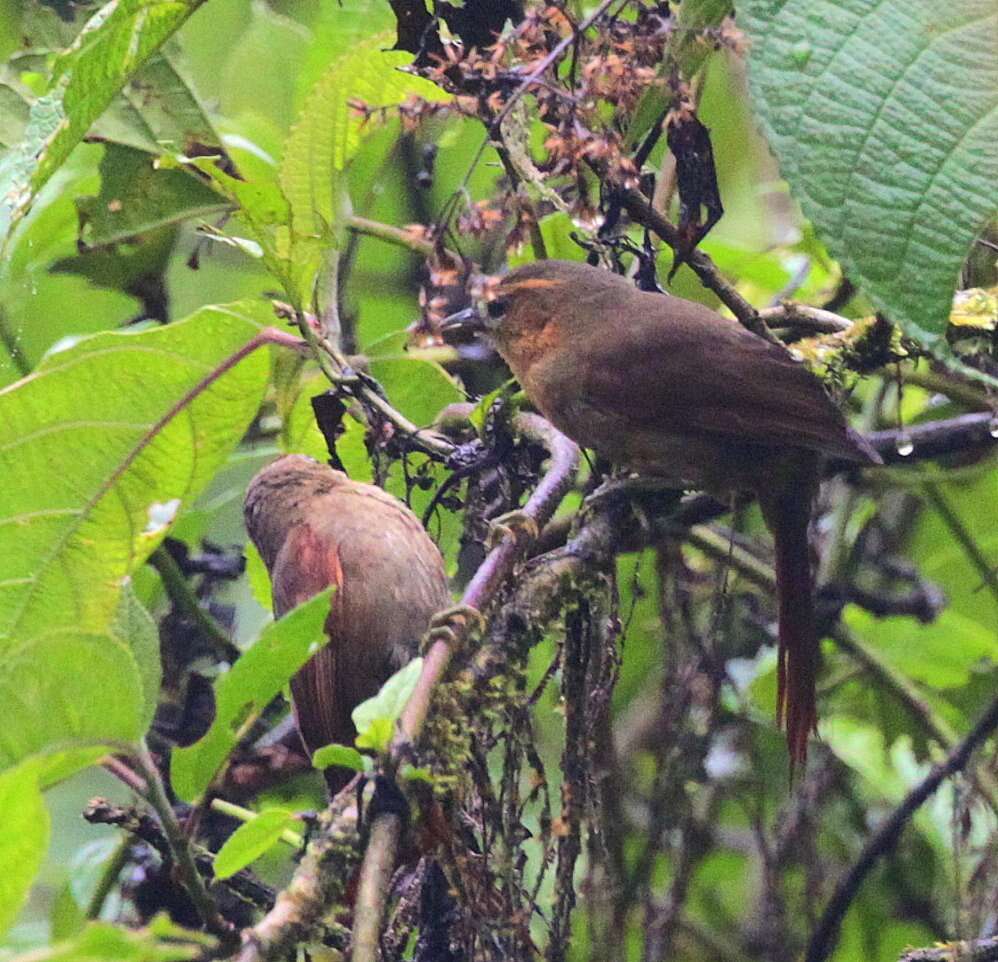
[244,454,345,566]
[440,260,619,360]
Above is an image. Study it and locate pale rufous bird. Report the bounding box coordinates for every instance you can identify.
[244,455,450,791]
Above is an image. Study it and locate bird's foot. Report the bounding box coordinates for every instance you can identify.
[424,604,486,650]
[486,509,540,550]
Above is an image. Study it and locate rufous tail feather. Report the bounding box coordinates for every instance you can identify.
[761,482,819,768]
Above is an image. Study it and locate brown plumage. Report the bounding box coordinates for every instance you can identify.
[244,455,450,792]
[446,259,881,765]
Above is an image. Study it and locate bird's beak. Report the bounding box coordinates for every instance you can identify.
[439,306,489,341]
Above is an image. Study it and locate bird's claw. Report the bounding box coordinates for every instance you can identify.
[424,604,486,650]
[486,509,540,550]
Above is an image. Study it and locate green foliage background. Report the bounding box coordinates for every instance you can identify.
[0,0,994,959]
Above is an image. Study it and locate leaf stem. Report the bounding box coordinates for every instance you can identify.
[149,546,239,661]
[132,740,231,938]
[210,799,304,848]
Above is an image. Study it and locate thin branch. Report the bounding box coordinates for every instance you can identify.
[347,214,437,258]
[132,743,232,938]
[922,482,998,607]
[758,302,853,334]
[283,304,456,460]
[806,694,998,962]
[615,184,773,338]
[83,798,275,913]
[102,755,148,794]
[831,412,998,470]
[149,546,240,662]
[899,936,998,962]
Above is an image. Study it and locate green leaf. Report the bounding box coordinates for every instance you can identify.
[0,0,209,244]
[119,50,222,153]
[845,606,998,689]
[278,371,334,464]
[352,657,423,753]
[0,630,145,774]
[170,588,334,801]
[367,358,463,428]
[0,84,31,149]
[243,540,273,612]
[170,155,295,299]
[213,808,299,879]
[6,916,214,961]
[277,34,450,307]
[77,145,228,248]
[741,0,998,348]
[312,743,366,773]
[822,715,905,799]
[282,34,449,196]
[0,761,48,938]
[0,301,269,643]
[111,584,162,732]
[68,838,125,920]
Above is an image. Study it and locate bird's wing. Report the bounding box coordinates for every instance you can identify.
[270,523,353,757]
[580,299,875,463]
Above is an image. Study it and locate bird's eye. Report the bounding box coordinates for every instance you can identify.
[486,297,508,320]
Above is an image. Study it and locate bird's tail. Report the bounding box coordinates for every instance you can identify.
[759,478,819,768]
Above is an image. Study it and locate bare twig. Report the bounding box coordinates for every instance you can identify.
[83,798,275,913]
[347,214,437,258]
[615,185,773,338]
[831,412,998,470]
[758,302,853,334]
[806,694,998,962]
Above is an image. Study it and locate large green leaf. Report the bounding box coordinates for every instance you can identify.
[0,761,48,938]
[0,302,269,644]
[0,0,209,244]
[170,589,334,801]
[76,144,229,247]
[112,584,162,733]
[0,628,148,782]
[741,0,998,347]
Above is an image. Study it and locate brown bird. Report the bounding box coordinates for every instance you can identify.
[244,455,450,792]
[443,259,881,765]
